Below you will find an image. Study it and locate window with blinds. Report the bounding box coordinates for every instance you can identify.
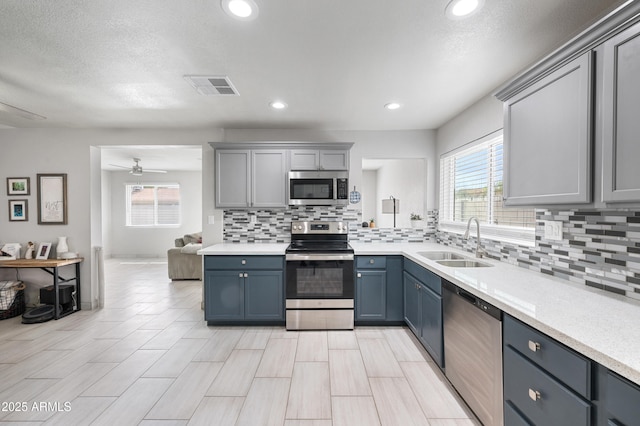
[126,184,181,227]
[439,132,536,245]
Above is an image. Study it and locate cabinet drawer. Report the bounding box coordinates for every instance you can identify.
[606,371,640,426]
[504,315,591,399]
[356,256,386,269]
[205,255,283,270]
[504,346,592,426]
[404,259,441,295]
[504,401,533,426]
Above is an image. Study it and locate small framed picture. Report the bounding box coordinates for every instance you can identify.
[36,242,52,260]
[8,199,28,222]
[7,177,30,196]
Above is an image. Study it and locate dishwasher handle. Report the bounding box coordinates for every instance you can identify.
[457,288,477,305]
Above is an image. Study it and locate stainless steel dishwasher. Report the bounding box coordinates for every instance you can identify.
[443,280,503,426]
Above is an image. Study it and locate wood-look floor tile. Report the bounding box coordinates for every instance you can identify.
[256,338,297,377]
[332,396,381,426]
[82,350,165,396]
[295,331,328,362]
[286,362,331,420]
[42,396,116,426]
[146,362,223,419]
[401,361,472,419]
[139,420,189,426]
[284,421,333,426]
[370,377,430,426]
[329,350,371,396]
[90,329,160,363]
[187,397,244,426]
[358,338,404,377]
[90,378,174,426]
[428,419,481,426]
[0,350,72,394]
[235,329,272,349]
[205,350,264,396]
[327,331,359,349]
[383,328,429,362]
[140,321,197,349]
[0,379,57,421]
[235,378,290,426]
[28,339,117,379]
[355,327,385,339]
[143,338,207,378]
[192,329,244,362]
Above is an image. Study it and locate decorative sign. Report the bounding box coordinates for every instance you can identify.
[37,174,67,225]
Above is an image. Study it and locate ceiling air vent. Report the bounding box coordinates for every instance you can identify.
[184,75,239,96]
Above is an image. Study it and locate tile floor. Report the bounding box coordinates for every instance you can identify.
[0,259,480,426]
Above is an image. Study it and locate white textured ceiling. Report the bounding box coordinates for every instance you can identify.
[101,146,203,172]
[0,0,626,130]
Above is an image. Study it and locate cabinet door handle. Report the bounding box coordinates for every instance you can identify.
[244,273,248,278]
[528,340,541,352]
[241,259,247,265]
[357,273,362,278]
[528,388,541,402]
[239,273,244,278]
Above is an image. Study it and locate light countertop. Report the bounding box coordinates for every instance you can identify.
[201,241,640,385]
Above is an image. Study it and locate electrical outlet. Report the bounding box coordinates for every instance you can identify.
[207,215,215,225]
[544,220,563,241]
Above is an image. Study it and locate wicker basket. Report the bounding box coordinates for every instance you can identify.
[0,281,26,320]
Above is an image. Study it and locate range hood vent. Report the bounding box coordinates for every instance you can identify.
[184,75,239,96]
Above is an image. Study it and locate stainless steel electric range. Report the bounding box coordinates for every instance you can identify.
[285,221,354,330]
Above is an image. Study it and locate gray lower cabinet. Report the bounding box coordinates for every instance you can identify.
[215,149,287,208]
[602,20,640,203]
[503,315,592,426]
[403,259,443,367]
[604,371,640,426]
[355,256,403,323]
[502,51,592,206]
[204,255,284,323]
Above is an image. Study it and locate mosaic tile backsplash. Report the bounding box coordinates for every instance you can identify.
[223,208,437,243]
[437,209,640,301]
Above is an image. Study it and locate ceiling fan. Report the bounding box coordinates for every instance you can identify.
[109,158,167,176]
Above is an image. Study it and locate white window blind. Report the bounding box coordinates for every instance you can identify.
[439,132,536,245]
[126,184,181,227]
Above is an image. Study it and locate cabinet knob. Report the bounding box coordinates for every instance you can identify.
[528,340,541,352]
[528,388,541,402]
[357,273,362,278]
[241,259,247,265]
[369,258,375,264]
[244,273,248,278]
[239,273,243,278]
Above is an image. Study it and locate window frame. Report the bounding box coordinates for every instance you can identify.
[439,130,536,247]
[125,183,181,228]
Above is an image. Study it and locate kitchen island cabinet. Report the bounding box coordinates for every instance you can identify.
[204,255,284,324]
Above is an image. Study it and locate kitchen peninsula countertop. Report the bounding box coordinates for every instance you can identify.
[200,241,640,385]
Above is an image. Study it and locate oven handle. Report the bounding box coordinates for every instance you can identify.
[286,253,354,261]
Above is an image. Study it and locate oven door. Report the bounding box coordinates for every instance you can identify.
[285,253,354,300]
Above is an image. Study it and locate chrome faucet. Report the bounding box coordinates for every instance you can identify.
[464,217,487,258]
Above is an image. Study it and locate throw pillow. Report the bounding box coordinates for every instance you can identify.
[180,243,202,254]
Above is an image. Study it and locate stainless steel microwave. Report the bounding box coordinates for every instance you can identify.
[287,170,349,206]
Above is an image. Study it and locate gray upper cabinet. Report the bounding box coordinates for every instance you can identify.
[602,21,640,203]
[502,52,593,206]
[215,149,286,208]
[215,149,251,208]
[291,149,349,170]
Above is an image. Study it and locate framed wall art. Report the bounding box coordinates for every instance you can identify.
[36,242,52,259]
[37,173,68,225]
[6,177,30,196]
[8,199,28,222]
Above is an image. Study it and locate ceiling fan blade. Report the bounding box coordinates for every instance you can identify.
[109,164,132,170]
[144,169,168,174]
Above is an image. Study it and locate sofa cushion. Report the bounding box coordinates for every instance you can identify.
[180,243,202,254]
[183,232,202,245]
[175,238,186,248]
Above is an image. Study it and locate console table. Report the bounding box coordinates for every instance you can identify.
[0,258,83,319]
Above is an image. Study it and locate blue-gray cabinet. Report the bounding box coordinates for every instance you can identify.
[503,314,592,426]
[403,259,443,367]
[204,255,284,324]
[355,256,403,324]
[604,371,640,426]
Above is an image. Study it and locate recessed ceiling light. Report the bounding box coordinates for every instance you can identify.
[270,101,287,110]
[445,0,484,20]
[221,0,258,21]
[384,102,401,110]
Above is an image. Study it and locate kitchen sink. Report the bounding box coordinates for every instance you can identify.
[418,251,467,260]
[436,259,493,268]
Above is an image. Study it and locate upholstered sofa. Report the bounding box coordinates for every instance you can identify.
[168,232,203,280]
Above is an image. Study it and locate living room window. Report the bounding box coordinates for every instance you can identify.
[439,131,536,246]
[126,184,181,227]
